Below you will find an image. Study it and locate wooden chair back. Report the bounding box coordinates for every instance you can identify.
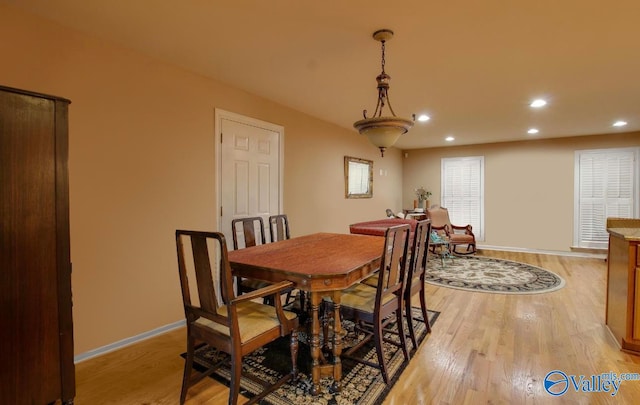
[176,230,234,332]
[375,224,411,306]
[407,219,432,291]
[268,214,299,306]
[231,216,266,249]
[405,219,432,350]
[426,205,451,233]
[268,214,290,242]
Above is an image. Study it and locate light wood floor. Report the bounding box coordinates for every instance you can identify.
[75,251,640,404]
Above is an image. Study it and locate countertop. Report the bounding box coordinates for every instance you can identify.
[607,227,640,241]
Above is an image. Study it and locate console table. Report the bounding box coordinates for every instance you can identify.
[606,217,640,355]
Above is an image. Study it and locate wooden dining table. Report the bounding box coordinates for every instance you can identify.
[226,232,384,395]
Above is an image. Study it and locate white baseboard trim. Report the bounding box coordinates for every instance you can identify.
[74,319,186,364]
[477,244,607,260]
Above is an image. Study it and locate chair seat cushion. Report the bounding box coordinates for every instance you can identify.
[195,300,297,343]
[340,283,395,312]
[449,233,475,244]
[360,273,379,287]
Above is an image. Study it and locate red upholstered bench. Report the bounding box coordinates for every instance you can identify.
[349,218,418,237]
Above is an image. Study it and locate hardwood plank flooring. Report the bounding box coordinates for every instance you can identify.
[75,251,640,404]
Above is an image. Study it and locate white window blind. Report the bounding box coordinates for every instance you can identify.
[441,156,484,240]
[574,148,638,249]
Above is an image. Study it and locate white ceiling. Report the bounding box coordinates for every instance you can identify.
[5,0,640,149]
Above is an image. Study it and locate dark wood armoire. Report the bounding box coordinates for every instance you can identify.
[0,85,75,404]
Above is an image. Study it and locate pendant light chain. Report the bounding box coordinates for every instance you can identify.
[373,39,389,118]
[380,40,386,74]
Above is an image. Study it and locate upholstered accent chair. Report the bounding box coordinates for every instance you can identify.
[175,230,299,405]
[426,205,477,255]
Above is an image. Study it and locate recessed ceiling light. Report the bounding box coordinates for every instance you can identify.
[445,136,455,142]
[613,120,628,127]
[417,114,430,122]
[527,128,539,134]
[530,99,547,108]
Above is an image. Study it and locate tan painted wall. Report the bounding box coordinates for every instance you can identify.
[402,133,640,251]
[0,5,403,354]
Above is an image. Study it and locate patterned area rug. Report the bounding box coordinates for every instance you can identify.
[185,308,439,405]
[426,255,566,294]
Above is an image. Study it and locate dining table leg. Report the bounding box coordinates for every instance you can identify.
[309,290,344,395]
[309,291,322,396]
[330,290,342,392]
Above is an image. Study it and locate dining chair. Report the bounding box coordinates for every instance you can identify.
[357,220,432,354]
[231,217,272,296]
[404,219,432,353]
[232,216,294,306]
[327,223,411,384]
[267,214,298,308]
[175,230,299,405]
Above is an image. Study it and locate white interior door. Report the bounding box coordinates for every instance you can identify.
[216,110,283,246]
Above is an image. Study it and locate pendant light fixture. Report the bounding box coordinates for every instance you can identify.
[353,29,414,157]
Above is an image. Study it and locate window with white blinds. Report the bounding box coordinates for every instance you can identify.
[441,156,484,240]
[574,148,639,249]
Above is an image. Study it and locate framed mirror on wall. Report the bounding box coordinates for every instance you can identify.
[344,156,373,198]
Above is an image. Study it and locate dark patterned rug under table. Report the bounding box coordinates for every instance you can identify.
[184,307,439,405]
